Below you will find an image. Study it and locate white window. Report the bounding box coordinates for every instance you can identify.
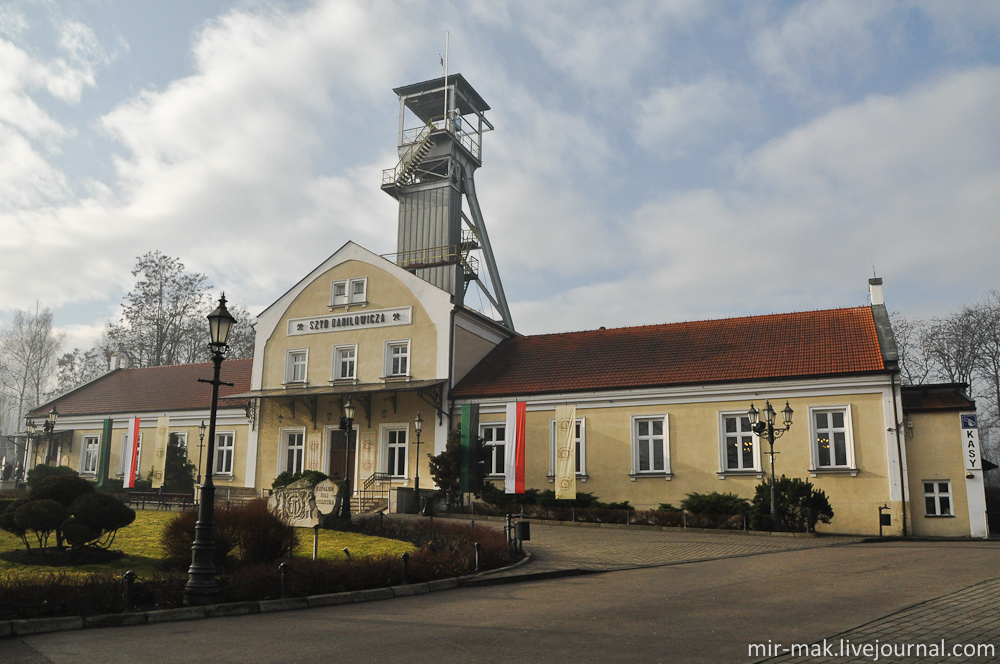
[331,280,348,306]
[549,418,586,478]
[119,432,143,477]
[481,423,506,476]
[384,427,408,477]
[282,429,305,475]
[810,407,855,470]
[286,349,308,383]
[350,278,367,304]
[386,340,410,377]
[333,344,357,380]
[169,431,187,451]
[631,415,669,476]
[80,435,99,474]
[924,481,953,516]
[720,413,758,473]
[331,278,367,306]
[214,432,235,476]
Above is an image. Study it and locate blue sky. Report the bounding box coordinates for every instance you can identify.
[3,0,1000,350]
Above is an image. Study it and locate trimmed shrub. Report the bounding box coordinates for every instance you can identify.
[160,499,297,569]
[25,465,78,488]
[272,470,329,489]
[14,499,68,549]
[66,493,136,549]
[31,475,95,506]
[750,475,834,532]
[680,492,751,517]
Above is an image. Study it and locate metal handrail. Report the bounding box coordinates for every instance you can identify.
[359,472,392,512]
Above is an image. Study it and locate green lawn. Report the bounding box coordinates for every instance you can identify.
[0,509,415,581]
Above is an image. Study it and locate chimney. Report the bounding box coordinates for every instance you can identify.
[110,351,130,370]
[869,277,884,306]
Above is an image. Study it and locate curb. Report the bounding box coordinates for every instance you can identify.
[0,558,532,640]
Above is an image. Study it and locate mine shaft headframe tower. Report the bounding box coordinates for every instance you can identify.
[381,74,513,330]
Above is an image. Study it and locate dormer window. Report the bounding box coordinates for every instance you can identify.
[331,277,367,308]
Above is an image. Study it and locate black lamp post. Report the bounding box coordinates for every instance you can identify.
[42,407,59,465]
[184,294,235,607]
[340,397,355,520]
[413,412,423,496]
[23,418,36,482]
[748,400,793,531]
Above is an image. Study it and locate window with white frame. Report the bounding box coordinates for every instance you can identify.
[333,344,357,380]
[632,415,669,475]
[169,431,187,451]
[286,349,308,383]
[481,423,506,476]
[350,278,367,304]
[331,278,367,306]
[119,432,143,477]
[549,418,586,477]
[385,427,408,477]
[331,280,348,306]
[720,413,757,472]
[214,432,235,475]
[386,340,409,377]
[283,430,305,475]
[80,435,99,474]
[924,481,953,516]
[811,407,854,469]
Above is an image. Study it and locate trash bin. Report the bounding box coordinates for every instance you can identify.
[514,520,530,541]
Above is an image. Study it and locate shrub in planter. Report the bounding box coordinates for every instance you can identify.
[680,491,751,517]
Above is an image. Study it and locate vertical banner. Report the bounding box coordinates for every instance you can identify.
[359,431,377,484]
[96,418,113,489]
[554,405,577,500]
[124,417,141,489]
[460,404,479,493]
[150,416,170,489]
[504,402,526,494]
[306,432,321,471]
[962,413,982,470]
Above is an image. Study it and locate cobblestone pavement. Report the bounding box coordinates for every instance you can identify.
[759,576,1000,663]
[474,519,862,574]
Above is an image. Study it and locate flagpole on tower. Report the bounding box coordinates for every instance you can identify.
[443,31,450,126]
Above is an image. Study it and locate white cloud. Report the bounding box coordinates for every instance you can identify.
[634,77,754,153]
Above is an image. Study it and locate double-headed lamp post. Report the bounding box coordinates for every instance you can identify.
[748,400,793,531]
[196,420,207,486]
[24,418,36,472]
[184,294,235,607]
[341,397,355,520]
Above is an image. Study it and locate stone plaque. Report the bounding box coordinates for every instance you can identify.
[267,478,319,528]
[313,478,343,528]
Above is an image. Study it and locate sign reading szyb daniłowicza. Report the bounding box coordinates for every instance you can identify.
[287,306,412,336]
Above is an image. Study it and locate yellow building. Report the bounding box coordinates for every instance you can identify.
[26,358,254,498]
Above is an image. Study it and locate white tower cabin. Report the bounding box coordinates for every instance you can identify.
[381,74,513,330]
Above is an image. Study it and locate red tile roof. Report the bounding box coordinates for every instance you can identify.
[452,307,886,399]
[30,358,253,418]
[901,384,975,412]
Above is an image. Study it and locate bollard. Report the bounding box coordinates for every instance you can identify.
[343,547,351,560]
[474,542,481,574]
[279,562,291,599]
[122,570,137,612]
[401,552,410,584]
[379,511,384,531]
[313,525,319,561]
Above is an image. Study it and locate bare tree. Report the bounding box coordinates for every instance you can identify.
[922,307,982,387]
[108,252,211,367]
[891,313,935,385]
[225,303,255,360]
[0,304,64,427]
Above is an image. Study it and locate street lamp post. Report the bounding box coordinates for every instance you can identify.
[340,397,355,521]
[748,400,793,531]
[184,294,235,607]
[24,418,36,478]
[413,412,423,497]
[42,407,59,465]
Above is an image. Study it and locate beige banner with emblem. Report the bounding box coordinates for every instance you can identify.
[554,405,577,500]
[150,415,170,489]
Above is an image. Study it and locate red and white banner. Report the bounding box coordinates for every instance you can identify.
[504,402,526,494]
[124,417,141,489]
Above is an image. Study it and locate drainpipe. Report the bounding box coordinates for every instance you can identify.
[890,370,908,536]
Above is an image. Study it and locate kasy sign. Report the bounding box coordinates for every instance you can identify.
[961,413,982,471]
[287,306,412,336]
